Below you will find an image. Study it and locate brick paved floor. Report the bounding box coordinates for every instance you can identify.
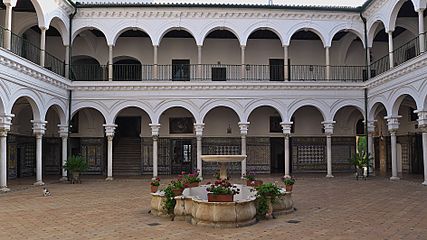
[0,174,426,240]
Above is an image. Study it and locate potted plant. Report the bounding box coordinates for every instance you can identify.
[349,151,373,180]
[169,180,185,196]
[255,182,282,218]
[151,177,160,193]
[243,172,263,187]
[63,155,89,184]
[206,179,240,202]
[282,176,295,192]
[180,170,201,188]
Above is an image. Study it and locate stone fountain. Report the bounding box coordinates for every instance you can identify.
[200,154,247,180]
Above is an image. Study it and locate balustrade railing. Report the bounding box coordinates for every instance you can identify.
[290,65,326,81]
[330,66,365,82]
[393,36,420,67]
[70,64,108,81]
[369,55,389,77]
[113,64,153,81]
[0,26,4,48]
[45,51,65,76]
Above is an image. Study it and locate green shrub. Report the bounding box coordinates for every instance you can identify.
[63,155,89,173]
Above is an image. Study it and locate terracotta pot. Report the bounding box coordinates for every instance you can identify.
[71,172,81,184]
[186,182,199,188]
[207,193,234,202]
[285,184,293,192]
[151,185,159,193]
[172,188,184,196]
[246,180,263,187]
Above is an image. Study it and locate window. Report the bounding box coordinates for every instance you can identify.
[172,59,190,81]
[269,59,284,81]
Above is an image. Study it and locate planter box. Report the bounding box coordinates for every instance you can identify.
[186,182,200,188]
[246,180,263,187]
[207,193,233,202]
[172,188,184,196]
[285,185,293,192]
[151,185,159,193]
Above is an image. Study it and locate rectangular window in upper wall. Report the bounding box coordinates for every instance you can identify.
[172,59,190,81]
[269,59,284,81]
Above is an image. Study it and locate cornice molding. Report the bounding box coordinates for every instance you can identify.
[362,0,387,18]
[75,8,361,21]
[0,50,71,90]
[55,0,75,15]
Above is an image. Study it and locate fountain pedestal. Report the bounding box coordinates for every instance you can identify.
[200,155,246,180]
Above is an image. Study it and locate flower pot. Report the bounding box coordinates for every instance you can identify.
[186,182,199,188]
[246,180,263,187]
[172,188,184,196]
[207,193,234,202]
[151,185,159,193]
[285,184,293,192]
[71,172,81,184]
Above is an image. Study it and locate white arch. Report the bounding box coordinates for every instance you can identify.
[71,101,109,123]
[367,19,387,48]
[327,24,365,48]
[284,22,328,47]
[153,100,200,124]
[108,100,155,124]
[48,16,70,46]
[8,89,44,121]
[154,24,198,46]
[243,99,285,123]
[111,26,154,46]
[242,23,284,46]
[43,98,68,124]
[388,87,421,116]
[200,100,244,123]
[368,96,388,121]
[330,99,365,121]
[29,0,47,29]
[72,25,109,45]
[200,22,243,46]
[287,99,329,122]
[387,0,420,32]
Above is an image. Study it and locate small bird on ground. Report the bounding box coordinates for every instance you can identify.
[43,187,51,197]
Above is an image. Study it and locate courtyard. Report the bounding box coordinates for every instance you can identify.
[0,174,426,240]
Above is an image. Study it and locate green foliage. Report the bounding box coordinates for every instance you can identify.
[206,179,239,195]
[357,136,368,155]
[255,183,282,218]
[282,177,296,185]
[151,177,160,186]
[162,185,176,215]
[243,172,256,181]
[169,180,184,190]
[63,155,89,173]
[349,151,373,169]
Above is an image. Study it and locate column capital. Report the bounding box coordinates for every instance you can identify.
[58,124,69,138]
[0,114,14,132]
[365,120,377,134]
[238,122,250,135]
[385,116,401,132]
[3,0,17,7]
[240,45,246,49]
[322,121,335,135]
[280,121,293,135]
[103,124,117,137]
[416,110,427,130]
[31,120,47,136]
[149,123,161,136]
[194,123,204,137]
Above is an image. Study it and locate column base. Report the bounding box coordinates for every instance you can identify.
[151,177,158,180]
[390,176,400,181]
[326,174,334,178]
[33,181,45,186]
[105,176,114,181]
[283,174,291,178]
[422,180,427,186]
[59,176,68,182]
[0,187,10,192]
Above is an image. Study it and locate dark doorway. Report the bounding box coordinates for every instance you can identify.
[172,59,190,81]
[270,137,284,173]
[410,133,423,174]
[270,59,284,81]
[115,117,141,138]
[171,139,193,174]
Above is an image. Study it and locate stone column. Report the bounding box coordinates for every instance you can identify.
[0,114,13,192]
[385,116,400,180]
[416,111,427,185]
[64,45,70,79]
[281,122,293,177]
[153,45,158,80]
[149,124,160,178]
[108,45,113,81]
[322,121,335,178]
[197,45,202,80]
[3,2,15,50]
[239,122,249,178]
[194,123,204,178]
[32,120,47,185]
[418,9,425,53]
[283,45,289,81]
[103,124,116,180]
[388,31,394,68]
[39,27,47,67]
[325,46,330,80]
[240,45,246,79]
[367,120,376,174]
[58,125,69,181]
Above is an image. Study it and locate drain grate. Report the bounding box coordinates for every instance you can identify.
[287,220,301,224]
[147,223,161,226]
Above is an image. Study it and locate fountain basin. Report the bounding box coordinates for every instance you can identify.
[201,155,247,180]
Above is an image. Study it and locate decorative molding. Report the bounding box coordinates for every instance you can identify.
[280,121,293,135]
[54,0,75,15]
[149,123,161,136]
[0,114,14,131]
[194,123,205,137]
[385,116,401,132]
[31,120,47,136]
[58,124,69,138]
[416,111,427,129]
[103,124,117,137]
[322,121,335,135]
[363,0,387,18]
[238,122,250,135]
